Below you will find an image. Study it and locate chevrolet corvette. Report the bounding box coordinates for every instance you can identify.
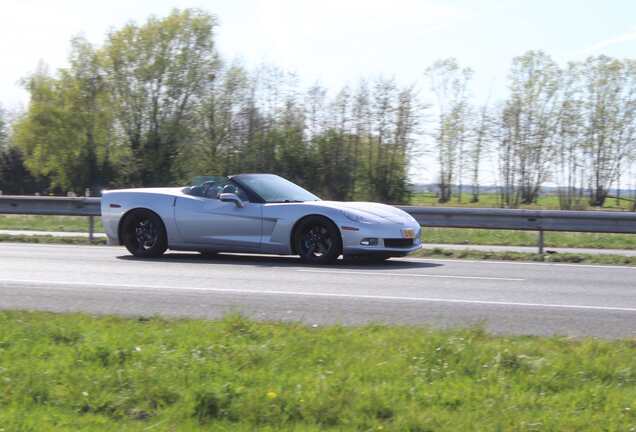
[101,174,422,264]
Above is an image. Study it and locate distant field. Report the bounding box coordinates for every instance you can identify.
[2,311,636,431]
[411,192,635,211]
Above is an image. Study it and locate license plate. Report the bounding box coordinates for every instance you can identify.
[402,228,415,239]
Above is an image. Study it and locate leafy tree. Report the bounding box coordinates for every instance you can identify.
[13,49,114,195]
[102,8,219,186]
[0,105,48,194]
[311,129,355,200]
[4,8,424,203]
[0,106,7,151]
[174,64,251,181]
[0,147,48,195]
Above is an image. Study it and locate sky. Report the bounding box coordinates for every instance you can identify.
[1,0,635,182]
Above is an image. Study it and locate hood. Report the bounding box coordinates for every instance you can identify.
[311,201,415,224]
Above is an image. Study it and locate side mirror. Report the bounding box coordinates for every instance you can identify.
[219,192,244,208]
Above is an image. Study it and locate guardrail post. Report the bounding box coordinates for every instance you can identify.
[88,216,95,243]
[85,188,95,243]
[537,229,544,256]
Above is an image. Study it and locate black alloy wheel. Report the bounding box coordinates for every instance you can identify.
[122,210,167,258]
[295,216,342,264]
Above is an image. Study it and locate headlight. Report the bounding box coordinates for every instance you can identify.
[342,210,375,224]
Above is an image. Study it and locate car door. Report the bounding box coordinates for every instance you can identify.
[174,182,262,251]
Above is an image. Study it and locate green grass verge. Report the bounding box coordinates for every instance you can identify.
[423,227,636,250]
[414,247,636,266]
[2,214,636,251]
[0,234,106,245]
[1,311,636,431]
[0,214,104,233]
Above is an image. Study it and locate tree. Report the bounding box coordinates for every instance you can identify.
[0,147,48,195]
[469,104,492,203]
[555,62,585,209]
[0,106,48,194]
[426,59,473,203]
[13,48,114,194]
[0,105,7,151]
[580,56,636,207]
[102,8,219,186]
[175,63,252,180]
[351,81,372,198]
[498,51,561,206]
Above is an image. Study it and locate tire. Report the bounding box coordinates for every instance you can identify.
[121,209,167,258]
[294,216,342,265]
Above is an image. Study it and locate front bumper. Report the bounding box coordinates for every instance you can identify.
[340,223,422,256]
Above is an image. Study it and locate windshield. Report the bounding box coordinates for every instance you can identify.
[184,176,230,198]
[190,175,228,187]
[236,174,320,203]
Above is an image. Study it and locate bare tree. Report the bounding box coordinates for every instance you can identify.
[555,62,585,209]
[504,51,561,205]
[581,56,636,207]
[426,59,473,203]
[469,104,492,203]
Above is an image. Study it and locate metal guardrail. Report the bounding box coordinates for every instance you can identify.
[0,195,101,241]
[0,195,101,216]
[397,206,636,253]
[1,196,635,253]
[397,206,636,233]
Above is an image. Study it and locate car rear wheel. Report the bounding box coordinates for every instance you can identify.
[122,210,167,258]
[294,216,342,265]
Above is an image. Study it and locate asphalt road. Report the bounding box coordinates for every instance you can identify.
[1,242,635,338]
[4,229,636,256]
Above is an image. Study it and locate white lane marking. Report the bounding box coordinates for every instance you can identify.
[1,243,635,270]
[1,278,635,313]
[296,269,524,281]
[404,257,636,270]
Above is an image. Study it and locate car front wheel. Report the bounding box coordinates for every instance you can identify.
[294,216,342,265]
[122,210,167,258]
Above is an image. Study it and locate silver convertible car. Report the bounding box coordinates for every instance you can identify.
[101,174,422,264]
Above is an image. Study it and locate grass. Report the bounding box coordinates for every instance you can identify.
[2,214,636,251]
[0,234,106,245]
[1,311,636,431]
[413,247,636,266]
[0,214,104,233]
[423,227,636,250]
[411,191,635,211]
